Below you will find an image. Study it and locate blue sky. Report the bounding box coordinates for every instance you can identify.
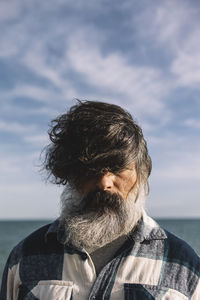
[0,0,200,219]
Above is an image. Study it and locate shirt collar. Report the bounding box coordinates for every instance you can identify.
[129,210,167,242]
[45,211,167,245]
[45,218,67,244]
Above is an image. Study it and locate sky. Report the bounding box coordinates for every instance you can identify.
[0,0,200,219]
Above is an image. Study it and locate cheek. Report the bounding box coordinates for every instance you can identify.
[132,174,138,186]
[77,180,96,195]
[125,174,138,193]
[118,179,133,194]
[130,170,137,184]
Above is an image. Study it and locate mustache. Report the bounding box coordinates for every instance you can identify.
[80,189,124,213]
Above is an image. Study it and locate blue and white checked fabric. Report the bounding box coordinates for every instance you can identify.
[1,211,200,299]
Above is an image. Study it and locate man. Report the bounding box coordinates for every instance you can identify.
[1,100,199,299]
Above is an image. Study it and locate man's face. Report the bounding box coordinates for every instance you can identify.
[79,167,138,201]
[60,165,144,251]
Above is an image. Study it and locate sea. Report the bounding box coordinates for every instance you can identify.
[0,219,200,283]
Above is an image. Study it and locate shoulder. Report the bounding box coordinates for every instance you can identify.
[0,221,66,298]
[143,213,200,270]
[142,213,200,297]
[160,229,200,297]
[163,229,200,272]
[7,221,62,270]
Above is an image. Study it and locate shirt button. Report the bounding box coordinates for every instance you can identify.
[81,253,88,260]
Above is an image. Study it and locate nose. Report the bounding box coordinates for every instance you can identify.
[97,172,115,191]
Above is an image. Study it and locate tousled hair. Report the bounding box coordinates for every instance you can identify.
[43,100,152,190]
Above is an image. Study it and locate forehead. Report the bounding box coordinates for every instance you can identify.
[113,166,137,179]
[79,163,136,182]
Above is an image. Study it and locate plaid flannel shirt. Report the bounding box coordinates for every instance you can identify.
[1,211,200,300]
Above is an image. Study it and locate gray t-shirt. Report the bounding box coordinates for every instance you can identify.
[89,235,128,276]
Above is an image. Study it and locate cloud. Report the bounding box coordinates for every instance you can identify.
[133,0,200,89]
[171,31,200,88]
[152,1,192,48]
[2,85,54,103]
[0,182,60,219]
[0,0,200,219]
[0,151,40,179]
[0,1,21,22]
[184,118,200,129]
[153,155,200,181]
[0,0,172,122]
[148,133,200,182]
[0,158,21,176]
[22,46,66,88]
[24,134,49,147]
[0,0,171,121]
[0,120,36,134]
[2,84,75,106]
[0,101,60,122]
[67,31,169,118]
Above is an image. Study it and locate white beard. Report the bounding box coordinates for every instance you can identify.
[59,185,146,252]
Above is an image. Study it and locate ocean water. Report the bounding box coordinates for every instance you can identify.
[0,219,199,283]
